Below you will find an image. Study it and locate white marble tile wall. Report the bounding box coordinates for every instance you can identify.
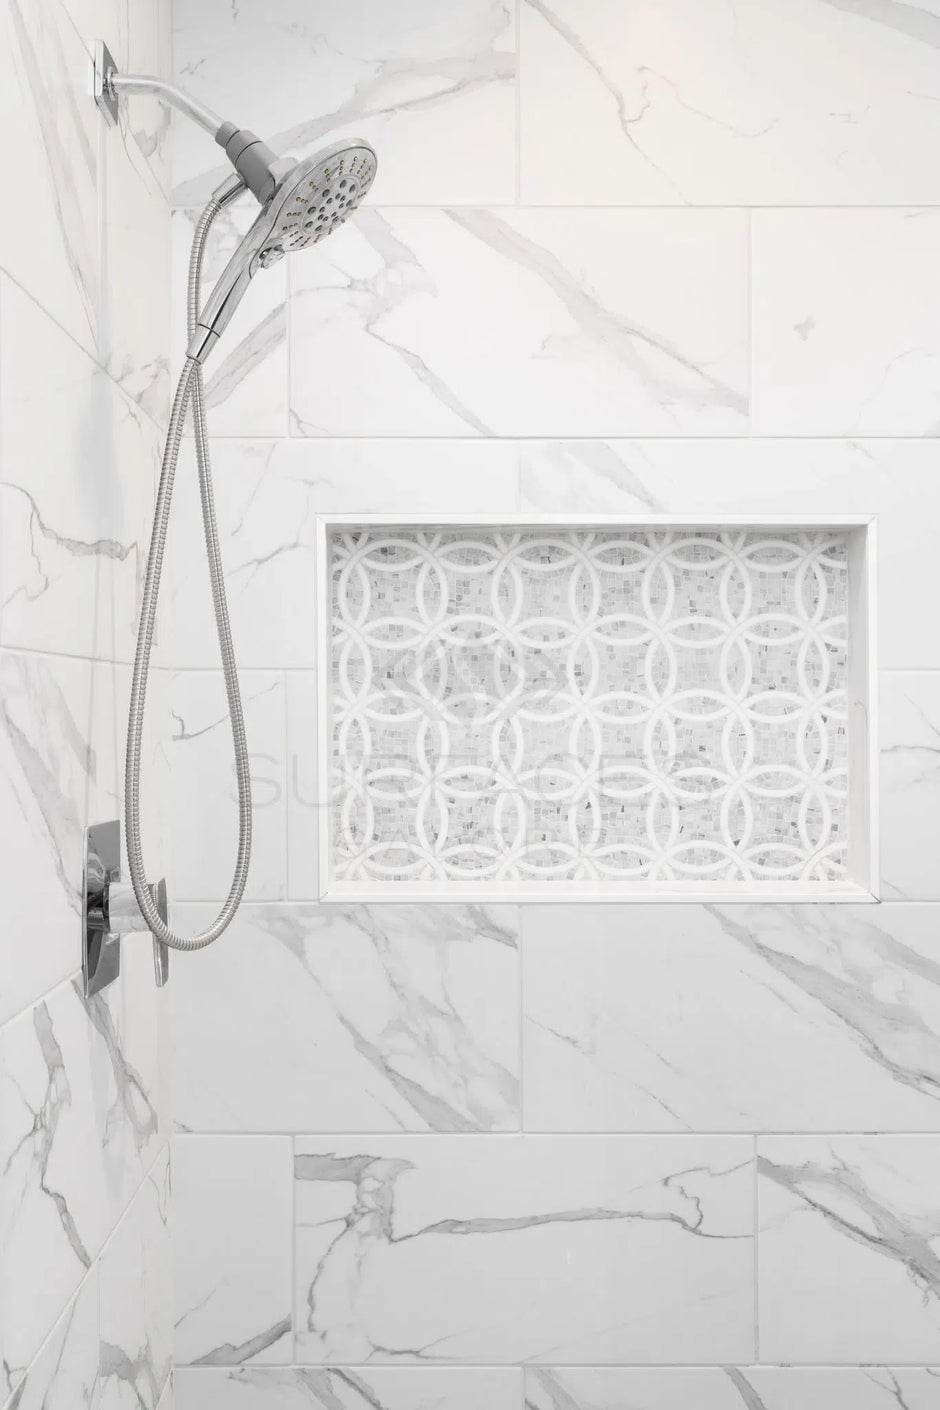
[164,0,940,1404]
[0,0,173,1407]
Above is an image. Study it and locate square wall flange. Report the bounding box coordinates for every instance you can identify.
[317,515,877,903]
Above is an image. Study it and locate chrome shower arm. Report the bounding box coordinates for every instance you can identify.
[94,40,223,135]
[109,72,224,137]
[93,39,281,203]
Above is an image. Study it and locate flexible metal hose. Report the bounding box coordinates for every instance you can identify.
[124,197,252,950]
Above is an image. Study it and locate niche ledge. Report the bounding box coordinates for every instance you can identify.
[317,515,877,904]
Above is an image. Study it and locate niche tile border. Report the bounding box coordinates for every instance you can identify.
[317,516,877,903]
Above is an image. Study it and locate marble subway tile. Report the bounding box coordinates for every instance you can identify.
[1,1271,99,1410]
[518,437,940,671]
[101,122,171,427]
[0,974,160,1399]
[172,209,288,439]
[752,210,940,436]
[522,903,940,1134]
[288,208,748,437]
[175,1366,522,1410]
[0,0,98,354]
[759,1136,940,1363]
[0,278,159,664]
[519,0,940,206]
[525,1367,940,1410]
[0,649,94,1026]
[159,439,518,671]
[173,1136,292,1368]
[97,1147,172,1410]
[292,1135,754,1364]
[172,0,516,207]
[880,673,940,900]
[125,0,173,195]
[162,670,286,902]
[171,903,519,1134]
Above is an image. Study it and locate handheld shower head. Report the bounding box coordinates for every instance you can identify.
[187,138,378,362]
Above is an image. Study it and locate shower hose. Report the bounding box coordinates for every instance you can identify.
[124,194,251,950]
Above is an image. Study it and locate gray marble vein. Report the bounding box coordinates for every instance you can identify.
[447,209,747,420]
[8,0,97,343]
[258,904,519,1132]
[82,980,160,1158]
[759,1151,940,1298]
[0,654,90,913]
[5,1003,91,1273]
[523,0,685,199]
[174,21,514,205]
[708,906,940,1105]
[819,0,940,47]
[330,209,494,435]
[293,1139,752,1362]
[189,1316,292,1367]
[205,305,287,413]
[724,1368,770,1410]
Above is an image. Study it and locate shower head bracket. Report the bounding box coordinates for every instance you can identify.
[93,40,120,127]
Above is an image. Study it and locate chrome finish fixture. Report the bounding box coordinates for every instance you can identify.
[83,820,170,997]
[94,39,222,136]
[187,139,377,361]
[93,40,120,127]
[109,73,224,138]
[89,39,379,956]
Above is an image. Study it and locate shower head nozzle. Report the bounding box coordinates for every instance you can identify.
[187,138,378,363]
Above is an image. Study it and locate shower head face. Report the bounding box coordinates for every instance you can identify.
[258,139,377,263]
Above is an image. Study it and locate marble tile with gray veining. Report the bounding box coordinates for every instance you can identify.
[518,437,940,671]
[0,650,93,1025]
[523,904,940,1133]
[752,209,940,436]
[525,1366,940,1410]
[173,1137,292,1369]
[293,1135,753,1364]
[125,0,172,196]
[175,1366,521,1410]
[161,671,286,901]
[288,208,748,437]
[101,118,171,426]
[159,439,518,672]
[172,0,515,207]
[97,1147,172,1410]
[881,673,940,900]
[172,903,519,1133]
[0,0,98,353]
[3,1270,99,1410]
[759,1136,940,1363]
[520,0,940,206]
[0,970,162,1399]
[0,278,158,666]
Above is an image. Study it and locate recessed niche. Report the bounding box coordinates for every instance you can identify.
[317,517,876,902]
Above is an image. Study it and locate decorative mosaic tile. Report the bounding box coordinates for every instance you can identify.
[327,528,849,888]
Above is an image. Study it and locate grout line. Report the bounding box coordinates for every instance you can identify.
[172,1361,940,1371]
[168,431,940,441]
[515,0,522,207]
[170,1129,940,1140]
[746,208,754,434]
[754,1133,760,1364]
[518,909,526,1133]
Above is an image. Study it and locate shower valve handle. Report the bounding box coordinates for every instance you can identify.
[83,820,170,996]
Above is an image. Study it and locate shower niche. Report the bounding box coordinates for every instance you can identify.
[317,516,876,902]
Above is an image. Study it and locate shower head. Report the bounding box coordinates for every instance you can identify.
[187,138,378,363]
